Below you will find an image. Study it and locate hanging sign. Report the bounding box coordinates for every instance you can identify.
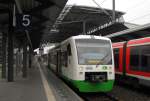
[16,14,31,30]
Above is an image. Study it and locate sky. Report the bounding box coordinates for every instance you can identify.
[66,0,150,25]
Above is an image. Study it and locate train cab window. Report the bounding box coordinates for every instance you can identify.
[141,45,150,72]
[67,44,72,56]
[130,46,140,71]
[114,49,119,70]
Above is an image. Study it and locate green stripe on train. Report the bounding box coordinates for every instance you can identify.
[63,76,114,92]
[48,65,114,92]
[71,80,114,92]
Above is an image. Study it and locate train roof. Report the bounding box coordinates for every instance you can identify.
[112,41,125,48]
[105,23,150,38]
[127,37,150,46]
[72,35,110,40]
[113,37,150,48]
[61,35,111,44]
[49,35,112,51]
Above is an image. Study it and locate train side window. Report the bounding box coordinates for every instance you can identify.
[140,45,150,72]
[51,53,57,65]
[67,44,72,56]
[130,46,140,71]
[65,51,68,66]
[114,49,119,70]
[61,51,68,67]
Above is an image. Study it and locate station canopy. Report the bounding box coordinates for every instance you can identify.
[105,23,150,42]
[0,0,67,49]
[41,5,128,44]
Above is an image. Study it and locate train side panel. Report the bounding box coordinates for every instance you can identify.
[126,37,150,86]
[113,37,150,87]
[60,39,78,80]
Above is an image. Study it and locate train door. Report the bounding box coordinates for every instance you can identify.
[56,50,62,75]
[113,48,119,72]
[123,42,128,77]
[48,53,51,68]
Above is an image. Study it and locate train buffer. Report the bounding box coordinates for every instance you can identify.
[0,57,83,101]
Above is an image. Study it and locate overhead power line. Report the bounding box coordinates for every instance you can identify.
[92,0,112,21]
[100,0,107,5]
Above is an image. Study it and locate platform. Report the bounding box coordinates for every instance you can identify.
[0,57,83,101]
[0,60,48,101]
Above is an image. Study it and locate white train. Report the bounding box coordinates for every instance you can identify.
[48,35,115,92]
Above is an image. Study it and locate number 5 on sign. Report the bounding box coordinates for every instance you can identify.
[16,14,31,30]
[22,15,31,27]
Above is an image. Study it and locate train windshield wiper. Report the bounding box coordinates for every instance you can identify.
[96,53,109,67]
[96,60,103,67]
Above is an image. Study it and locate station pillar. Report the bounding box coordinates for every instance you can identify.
[8,27,14,82]
[2,33,7,78]
[8,3,14,82]
[22,43,27,78]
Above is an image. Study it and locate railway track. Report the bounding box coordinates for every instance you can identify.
[45,63,150,101]
[79,84,150,101]
[80,93,120,101]
[107,85,150,101]
[116,81,150,96]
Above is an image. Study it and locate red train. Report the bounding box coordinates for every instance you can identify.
[112,37,150,87]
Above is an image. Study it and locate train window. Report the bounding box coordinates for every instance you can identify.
[130,45,150,72]
[67,44,72,56]
[140,45,150,72]
[130,46,140,71]
[48,53,51,65]
[114,49,119,70]
[50,53,57,65]
[61,51,68,67]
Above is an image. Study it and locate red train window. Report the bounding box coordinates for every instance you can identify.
[130,45,150,72]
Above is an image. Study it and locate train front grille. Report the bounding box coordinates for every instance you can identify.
[85,72,107,83]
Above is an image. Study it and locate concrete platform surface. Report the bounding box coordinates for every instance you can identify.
[0,56,83,101]
[0,60,48,101]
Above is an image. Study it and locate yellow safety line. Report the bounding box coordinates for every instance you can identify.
[38,62,56,101]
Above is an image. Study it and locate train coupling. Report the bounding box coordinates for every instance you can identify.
[85,72,107,83]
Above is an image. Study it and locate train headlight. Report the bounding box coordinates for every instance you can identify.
[79,67,83,71]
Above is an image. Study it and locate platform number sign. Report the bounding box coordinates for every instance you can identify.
[22,15,31,27]
[16,14,31,30]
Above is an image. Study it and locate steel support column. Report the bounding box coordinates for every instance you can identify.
[8,32,14,82]
[22,43,27,78]
[8,3,14,82]
[83,21,86,35]
[112,0,116,23]
[2,33,7,78]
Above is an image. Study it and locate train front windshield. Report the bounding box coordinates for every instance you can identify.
[76,39,112,65]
